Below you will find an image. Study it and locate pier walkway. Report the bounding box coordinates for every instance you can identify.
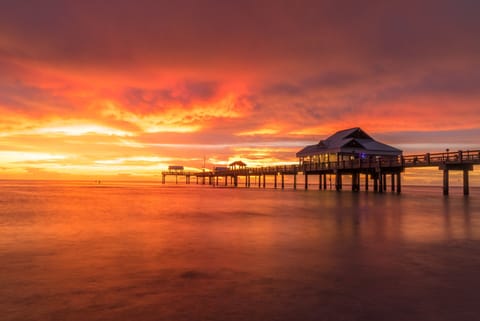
[162,149,480,195]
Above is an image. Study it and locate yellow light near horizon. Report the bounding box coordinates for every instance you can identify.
[236,128,279,136]
[143,124,201,133]
[35,124,133,137]
[0,151,67,162]
[94,156,174,165]
[0,120,133,138]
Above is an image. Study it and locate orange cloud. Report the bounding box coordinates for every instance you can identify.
[0,1,479,179]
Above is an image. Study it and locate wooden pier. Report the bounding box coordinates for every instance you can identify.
[162,150,480,196]
[161,166,194,184]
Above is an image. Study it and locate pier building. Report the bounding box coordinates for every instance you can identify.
[296,127,402,166]
[296,128,403,193]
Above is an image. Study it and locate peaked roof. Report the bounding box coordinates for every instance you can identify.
[229,160,247,167]
[296,127,402,157]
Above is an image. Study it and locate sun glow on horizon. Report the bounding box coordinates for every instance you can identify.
[36,124,133,137]
[0,151,67,162]
[236,128,280,136]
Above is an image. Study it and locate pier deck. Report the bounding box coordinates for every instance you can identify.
[163,150,480,195]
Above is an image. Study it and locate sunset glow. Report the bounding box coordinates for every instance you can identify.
[1,1,479,180]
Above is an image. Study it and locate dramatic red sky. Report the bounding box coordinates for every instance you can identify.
[1,0,479,179]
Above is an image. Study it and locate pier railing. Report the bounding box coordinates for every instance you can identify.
[162,149,480,195]
[402,150,480,167]
[205,164,299,176]
[191,150,480,177]
[300,150,480,171]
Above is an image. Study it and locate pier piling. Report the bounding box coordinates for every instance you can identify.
[335,173,342,191]
[464,169,469,196]
[443,169,449,196]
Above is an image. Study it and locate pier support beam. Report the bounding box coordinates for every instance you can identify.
[304,174,309,190]
[293,174,297,190]
[263,175,266,188]
[274,174,277,189]
[335,173,342,191]
[464,169,469,196]
[378,173,383,193]
[352,173,360,192]
[391,174,395,192]
[234,175,238,187]
[443,170,449,195]
[323,174,327,190]
[440,164,473,196]
[365,174,369,191]
[396,172,401,194]
[281,174,285,189]
[319,174,322,190]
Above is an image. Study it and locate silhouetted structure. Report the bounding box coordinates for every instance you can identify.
[296,127,403,192]
[296,127,402,165]
[162,165,193,184]
[168,165,184,171]
[229,161,247,170]
[162,128,480,196]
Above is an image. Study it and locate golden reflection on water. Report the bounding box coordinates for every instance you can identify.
[1,182,480,321]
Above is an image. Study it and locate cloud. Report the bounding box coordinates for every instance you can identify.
[0,0,479,178]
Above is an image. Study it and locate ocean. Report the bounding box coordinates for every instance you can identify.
[1,180,480,321]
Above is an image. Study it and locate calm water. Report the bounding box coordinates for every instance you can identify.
[1,181,480,321]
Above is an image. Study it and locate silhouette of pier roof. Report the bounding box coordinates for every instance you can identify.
[296,127,402,157]
[229,160,247,168]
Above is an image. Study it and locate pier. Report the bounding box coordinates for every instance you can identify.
[161,166,194,184]
[163,150,480,195]
[161,128,480,196]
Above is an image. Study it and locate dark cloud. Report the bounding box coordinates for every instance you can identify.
[0,82,78,116]
[301,72,364,91]
[262,83,303,97]
[378,128,480,145]
[123,87,173,107]
[182,81,219,101]
[1,0,479,71]
[119,80,220,113]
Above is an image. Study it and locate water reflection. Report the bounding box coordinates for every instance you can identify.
[0,182,480,321]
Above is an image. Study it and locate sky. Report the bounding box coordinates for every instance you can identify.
[0,0,479,180]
